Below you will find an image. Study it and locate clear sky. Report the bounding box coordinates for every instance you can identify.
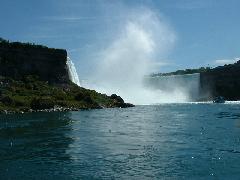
[1,0,240,78]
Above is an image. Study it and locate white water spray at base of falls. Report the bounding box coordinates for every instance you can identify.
[66,57,81,86]
[84,8,184,104]
[81,7,199,104]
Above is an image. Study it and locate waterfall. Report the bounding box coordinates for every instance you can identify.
[66,57,81,86]
[144,73,200,101]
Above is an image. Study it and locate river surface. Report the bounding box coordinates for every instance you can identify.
[1,104,240,179]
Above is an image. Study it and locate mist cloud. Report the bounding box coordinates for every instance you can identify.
[83,6,190,104]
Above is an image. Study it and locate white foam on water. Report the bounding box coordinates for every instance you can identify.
[224,101,240,104]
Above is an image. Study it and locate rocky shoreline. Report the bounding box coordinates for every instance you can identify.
[0,74,135,115]
[1,103,134,115]
[0,77,134,115]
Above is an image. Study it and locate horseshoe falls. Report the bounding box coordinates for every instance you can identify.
[144,73,200,102]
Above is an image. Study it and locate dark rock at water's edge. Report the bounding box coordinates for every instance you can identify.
[200,60,240,101]
[0,38,134,114]
[110,94,134,108]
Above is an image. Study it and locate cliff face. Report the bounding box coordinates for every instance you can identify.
[200,61,240,100]
[0,41,70,84]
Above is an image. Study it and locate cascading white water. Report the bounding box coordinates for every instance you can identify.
[66,57,81,86]
[145,73,200,101]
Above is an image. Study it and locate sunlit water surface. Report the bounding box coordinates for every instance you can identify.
[1,104,240,179]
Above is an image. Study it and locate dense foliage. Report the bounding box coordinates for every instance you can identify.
[0,75,124,113]
[0,37,59,51]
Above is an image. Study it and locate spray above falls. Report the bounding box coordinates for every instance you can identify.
[85,8,190,104]
[66,57,81,86]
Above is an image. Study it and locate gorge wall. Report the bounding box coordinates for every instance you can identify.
[200,61,240,100]
[0,40,70,84]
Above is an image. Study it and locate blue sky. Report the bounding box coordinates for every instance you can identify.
[1,0,240,77]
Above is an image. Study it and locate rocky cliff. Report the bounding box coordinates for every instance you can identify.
[0,39,134,114]
[0,40,70,84]
[200,61,240,100]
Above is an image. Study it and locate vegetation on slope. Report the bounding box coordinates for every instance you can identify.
[0,75,133,114]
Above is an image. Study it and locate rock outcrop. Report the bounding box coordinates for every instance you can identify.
[110,94,134,108]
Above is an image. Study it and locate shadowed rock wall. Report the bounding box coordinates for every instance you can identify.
[200,61,240,100]
[0,41,70,84]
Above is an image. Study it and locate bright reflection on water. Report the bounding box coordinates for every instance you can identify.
[1,104,240,179]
